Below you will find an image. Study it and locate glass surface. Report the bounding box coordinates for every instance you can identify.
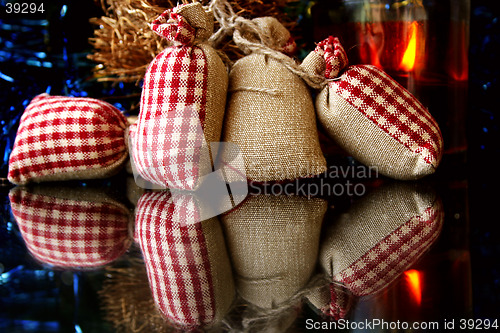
[0,165,474,332]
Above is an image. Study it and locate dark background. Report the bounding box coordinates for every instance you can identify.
[0,0,499,330]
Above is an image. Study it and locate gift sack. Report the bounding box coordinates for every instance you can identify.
[9,185,132,268]
[305,182,443,320]
[319,181,443,296]
[221,194,327,309]
[8,93,129,185]
[135,191,234,329]
[221,17,326,182]
[132,3,228,190]
[302,37,444,180]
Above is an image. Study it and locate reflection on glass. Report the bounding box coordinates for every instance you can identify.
[135,190,235,331]
[9,185,132,269]
[221,194,327,331]
[307,181,444,320]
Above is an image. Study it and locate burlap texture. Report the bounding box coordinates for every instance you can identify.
[223,55,326,182]
[319,181,443,284]
[302,39,443,180]
[221,194,327,309]
[175,3,214,43]
[316,87,435,180]
[221,16,326,182]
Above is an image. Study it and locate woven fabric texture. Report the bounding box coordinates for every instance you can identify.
[8,93,128,185]
[135,191,234,329]
[319,182,444,297]
[302,36,444,180]
[222,18,326,182]
[9,186,131,268]
[132,3,228,190]
[221,194,327,309]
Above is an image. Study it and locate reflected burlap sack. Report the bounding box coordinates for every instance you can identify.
[221,194,327,309]
[135,191,234,330]
[302,36,444,180]
[319,181,444,297]
[221,17,326,182]
[133,3,228,190]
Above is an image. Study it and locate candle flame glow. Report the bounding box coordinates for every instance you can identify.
[400,22,418,72]
[404,269,422,305]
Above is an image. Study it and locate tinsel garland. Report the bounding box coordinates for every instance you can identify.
[88,0,299,83]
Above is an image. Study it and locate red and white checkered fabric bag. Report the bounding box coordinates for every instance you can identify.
[135,191,234,329]
[9,186,131,268]
[132,3,228,190]
[319,182,444,297]
[333,204,443,296]
[8,93,128,185]
[302,36,444,180]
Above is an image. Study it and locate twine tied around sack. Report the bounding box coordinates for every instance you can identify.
[208,0,328,90]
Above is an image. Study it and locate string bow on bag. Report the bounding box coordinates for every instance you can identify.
[8,93,130,185]
[302,36,444,180]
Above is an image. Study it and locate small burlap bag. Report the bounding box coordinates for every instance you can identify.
[221,16,327,182]
[9,185,132,269]
[135,191,234,330]
[132,3,228,190]
[305,182,444,320]
[221,194,327,310]
[319,181,443,297]
[8,93,129,185]
[302,36,444,180]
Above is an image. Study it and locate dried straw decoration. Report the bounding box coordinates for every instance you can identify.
[98,258,174,333]
[88,0,298,83]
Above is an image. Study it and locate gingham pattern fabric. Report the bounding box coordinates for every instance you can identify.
[135,191,216,327]
[132,7,209,190]
[8,93,128,185]
[315,36,348,79]
[280,36,297,56]
[316,37,443,169]
[9,187,131,268]
[334,205,443,296]
[151,9,196,45]
[326,284,353,320]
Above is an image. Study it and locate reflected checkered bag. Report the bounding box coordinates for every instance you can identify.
[319,182,443,297]
[8,93,128,185]
[132,3,228,190]
[302,36,444,180]
[135,191,234,329]
[305,182,443,320]
[9,186,132,268]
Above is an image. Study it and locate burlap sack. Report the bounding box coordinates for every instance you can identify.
[221,194,327,309]
[132,3,228,190]
[135,191,234,330]
[302,36,444,180]
[319,181,444,297]
[9,185,132,268]
[8,93,129,185]
[221,17,326,182]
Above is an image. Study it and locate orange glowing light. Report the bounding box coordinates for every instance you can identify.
[400,22,418,72]
[404,269,422,305]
